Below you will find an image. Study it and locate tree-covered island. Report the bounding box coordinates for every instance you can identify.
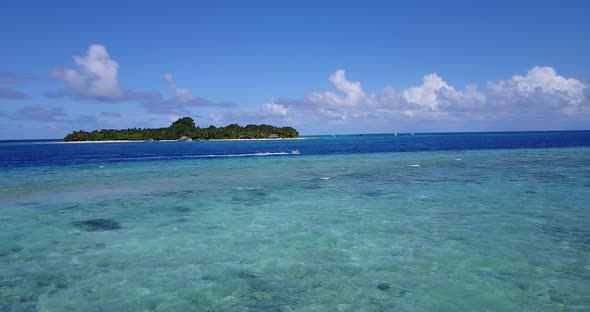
[63,117,299,142]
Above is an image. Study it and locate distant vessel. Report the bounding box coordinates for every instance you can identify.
[291,150,300,155]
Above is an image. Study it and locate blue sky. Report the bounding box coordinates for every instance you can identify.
[1,0,589,138]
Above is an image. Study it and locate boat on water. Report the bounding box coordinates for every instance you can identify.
[291,149,300,155]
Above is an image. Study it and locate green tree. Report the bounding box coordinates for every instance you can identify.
[63,116,299,141]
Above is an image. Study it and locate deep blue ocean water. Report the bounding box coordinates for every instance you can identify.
[1,131,590,311]
[2,131,590,168]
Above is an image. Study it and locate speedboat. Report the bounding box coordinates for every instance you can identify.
[291,149,300,155]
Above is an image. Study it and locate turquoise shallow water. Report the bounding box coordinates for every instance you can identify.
[1,147,590,311]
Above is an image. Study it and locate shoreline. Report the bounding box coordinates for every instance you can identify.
[60,138,306,144]
[208,137,306,142]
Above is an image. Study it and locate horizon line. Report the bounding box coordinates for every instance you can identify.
[2,129,590,141]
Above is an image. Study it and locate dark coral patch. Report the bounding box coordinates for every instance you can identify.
[72,219,121,231]
[377,282,391,290]
[174,207,192,213]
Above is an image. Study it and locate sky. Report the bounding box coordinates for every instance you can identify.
[1,0,589,138]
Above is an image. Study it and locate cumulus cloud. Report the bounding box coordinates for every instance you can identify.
[308,70,376,108]
[40,49,590,133]
[42,45,250,117]
[49,44,159,102]
[266,66,588,131]
[437,85,487,112]
[51,45,123,100]
[262,102,289,116]
[301,69,485,118]
[491,66,585,102]
[487,66,587,115]
[402,73,453,110]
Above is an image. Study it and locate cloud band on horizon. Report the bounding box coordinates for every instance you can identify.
[16,44,588,135]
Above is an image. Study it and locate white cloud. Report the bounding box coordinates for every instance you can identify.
[303,69,489,117]
[511,66,584,102]
[487,66,587,115]
[297,69,487,118]
[438,84,487,112]
[402,73,454,110]
[43,49,589,133]
[308,70,376,108]
[51,45,124,100]
[262,102,289,116]
[270,66,588,131]
[319,108,348,121]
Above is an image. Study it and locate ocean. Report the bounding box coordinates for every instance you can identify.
[1,131,590,311]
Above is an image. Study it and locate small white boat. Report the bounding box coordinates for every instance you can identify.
[291,149,300,155]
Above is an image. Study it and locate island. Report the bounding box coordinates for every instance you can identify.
[63,117,299,142]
